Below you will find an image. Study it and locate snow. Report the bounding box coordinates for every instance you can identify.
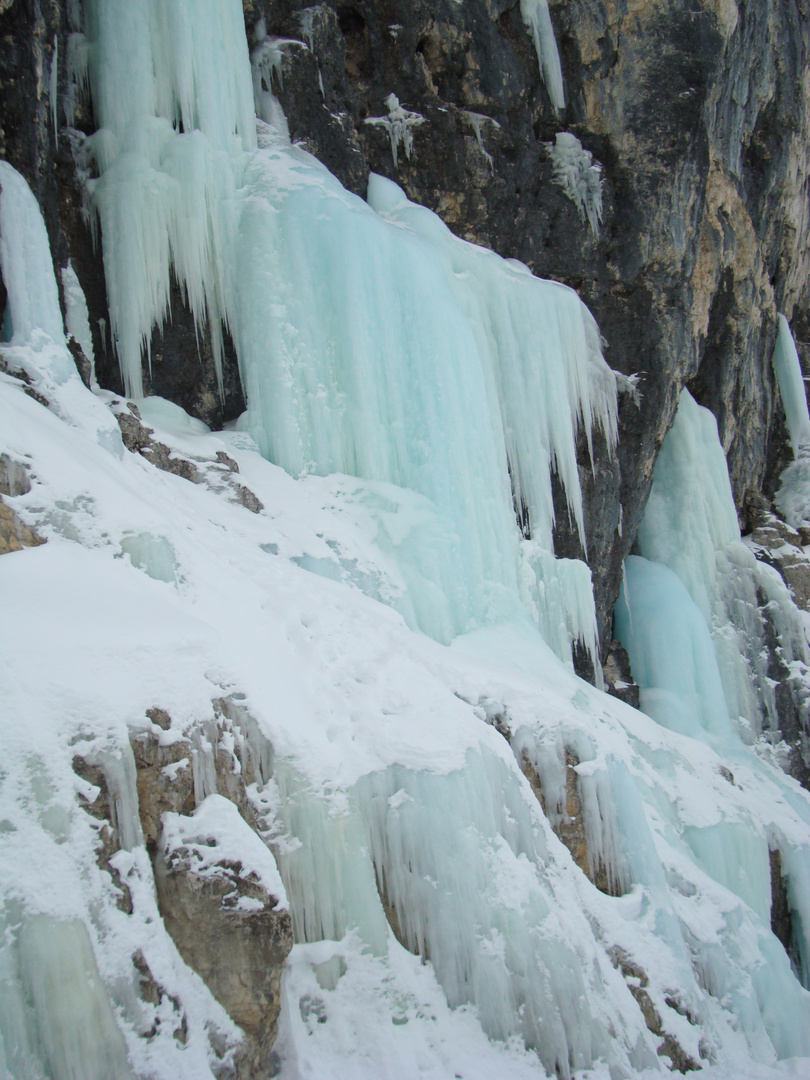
[2,5,810,1079]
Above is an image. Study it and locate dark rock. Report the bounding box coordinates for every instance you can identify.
[602,638,640,710]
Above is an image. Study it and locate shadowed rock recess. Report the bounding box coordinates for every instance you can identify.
[3,0,810,1071]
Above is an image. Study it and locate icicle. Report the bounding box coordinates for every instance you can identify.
[364,95,425,169]
[520,0,565,113]
[547,133,603,235]
[62,261,97,387]
[462,111,500,172]
[80,0,255,397]
[772,313,810,454]
[0,162,66,348]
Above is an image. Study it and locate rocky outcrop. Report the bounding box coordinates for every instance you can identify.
[155,826,291,1080]
[0,453,45,553]
[72,704,293,1075]
[113,401,264,512]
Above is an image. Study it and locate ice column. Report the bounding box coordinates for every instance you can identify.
[520,0,566,113]
[772,313,810,454]
[619,389,808,742]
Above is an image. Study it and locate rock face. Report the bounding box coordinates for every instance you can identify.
[155,843,290,1080]
[73,705,293,1076]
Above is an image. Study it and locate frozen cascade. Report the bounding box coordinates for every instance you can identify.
[79,0,256,399]
[619,389,808,743]
[772,313,810,454]
[615,389,810,992]
[271,750,651,1078]
[520,0,566,114]
[773,316,810,528]
[78,0,616,662]
[4,3,810,1078]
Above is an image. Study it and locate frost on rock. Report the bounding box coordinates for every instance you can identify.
[364,94,425,168]
[547,132,604,235]
[520,0,565,113]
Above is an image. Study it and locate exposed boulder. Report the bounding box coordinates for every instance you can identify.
[155,797,292,1080]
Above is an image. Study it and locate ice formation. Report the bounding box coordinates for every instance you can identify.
[618,390,808,745]
[462,111,500,171]
[364,93,425,168]
[773,315,810,527]
[615,388,810,993]
[772,313,810,454]
[2,3,810,1080]
[520,0,566,113]
[547,132,604,235]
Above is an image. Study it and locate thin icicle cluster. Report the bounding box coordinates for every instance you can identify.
[547,132,604,235]
[364,94,425,168]
[520,0,565,113]
[462,111,500,172]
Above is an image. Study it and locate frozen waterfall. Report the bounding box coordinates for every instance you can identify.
[2,2,810,1079]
